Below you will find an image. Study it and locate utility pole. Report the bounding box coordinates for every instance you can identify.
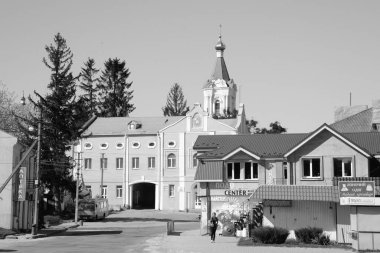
[74,152,81,225]
[100,153,104,198]
[32,111,42,235]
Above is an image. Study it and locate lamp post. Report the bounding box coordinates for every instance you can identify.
[74,151,81,225]
[21,94,41,236]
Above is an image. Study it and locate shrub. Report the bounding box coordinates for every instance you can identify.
[317,233,331,245]
[252,226,289,244]
[295,227,323,244]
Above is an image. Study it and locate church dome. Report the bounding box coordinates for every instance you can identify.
[215,35,226,51]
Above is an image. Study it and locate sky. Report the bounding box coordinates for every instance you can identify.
[1,0,380,133]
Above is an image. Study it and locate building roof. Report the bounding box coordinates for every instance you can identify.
[343,132,380,156]
[212,57,230,82]
[330,108,373,132]
[217,118,238,128]
[251,185,340,202]
[194,133,307,159]
[194,161,224,182]
[83,116,184,136]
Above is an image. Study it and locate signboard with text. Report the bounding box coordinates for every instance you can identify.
[339,181,375,205]
[18,167,27,201]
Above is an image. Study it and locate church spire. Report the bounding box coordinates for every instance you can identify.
[212,25,230,82]
[215,25,226,57]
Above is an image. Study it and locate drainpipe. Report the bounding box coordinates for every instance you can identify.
[125,135,130,208]
[123,133,127,207]
[156,132,161,210]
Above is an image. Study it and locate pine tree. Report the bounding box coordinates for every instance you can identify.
[17,33,86,213]
[162,83,190,116]
[79,58,99,115]
[97,58,135,117]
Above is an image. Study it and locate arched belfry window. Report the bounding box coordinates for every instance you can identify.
[215,100,220,115]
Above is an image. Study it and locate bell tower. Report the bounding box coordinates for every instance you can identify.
[203,28,237,117]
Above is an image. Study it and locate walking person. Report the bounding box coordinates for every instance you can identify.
[209,212,218,243]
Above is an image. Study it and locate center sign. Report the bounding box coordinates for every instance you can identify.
[339,181,375,205]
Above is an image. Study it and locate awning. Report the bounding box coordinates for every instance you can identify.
[251,185,340,202]
[194,161,224,182]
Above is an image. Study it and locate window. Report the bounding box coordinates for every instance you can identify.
[116,143,124,149]
[100,143,108,149]
[303,158,321,178]
[215,100,220,115]
[116,158,123,169]
[101,185,108,198]
[132,142,140,148]
[148,142,156,148]
[116,185,122,198]
[334,158,352,177]
[132,157,139,169]
[148,157,155,169]
[100,157,108,169]
[227,162,258,180]
[168,141,176,148]
[167,153,176,168]
[84,142,92,150]
[244,162,258,180]
[193,154,198,168]
[169,185,175,197]
[84,158,92,170]
[195,192,201,206]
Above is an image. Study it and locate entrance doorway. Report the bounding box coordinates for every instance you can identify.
[132,183,155,209]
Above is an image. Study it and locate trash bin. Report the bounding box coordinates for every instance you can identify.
[80,220,83,226]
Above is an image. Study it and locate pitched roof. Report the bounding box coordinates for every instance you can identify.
[212,57,230,82]
[251,185,340,202]
[194,133,307,159]
[84,116,184,136]
[194,126,380,159]
[343,132,380,156]
[330,108,373,132]
[194,161,224,182]
[217,118,238,128]
[285,124,373,158]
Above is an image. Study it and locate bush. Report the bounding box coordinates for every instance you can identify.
[295,227,323,244]
[317,233,330,245]
[252,226,289,244]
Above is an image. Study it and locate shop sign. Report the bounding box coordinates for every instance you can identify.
[18,167,27,201]
[224,189,248,196]
[339,181,375,205]
[263,200,292,207]
[211,196,243,202]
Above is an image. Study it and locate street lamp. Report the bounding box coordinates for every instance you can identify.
[21,93,42,236]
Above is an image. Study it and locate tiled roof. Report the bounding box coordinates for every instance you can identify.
[194,134,308,159]
[84,116,184,136]
[251,185,340,202]
[343,132,380,156]
[194,161,224,182]
[330,108,373,132]
[194,127,380,159]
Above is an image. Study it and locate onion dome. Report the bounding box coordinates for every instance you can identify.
[215,35,226,51]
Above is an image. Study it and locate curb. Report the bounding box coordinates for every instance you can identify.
[4,224,80,240]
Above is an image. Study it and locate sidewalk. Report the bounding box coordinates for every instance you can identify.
[152,229,353,253]
[4,222,79,240]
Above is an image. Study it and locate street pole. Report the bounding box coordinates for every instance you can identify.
[32,112,42,236]
[100,153,104,198]
[74,152,81,225]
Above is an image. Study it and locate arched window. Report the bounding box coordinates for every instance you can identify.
[193,154,198,168]
[167,153,176,168]
[215,100,220,115]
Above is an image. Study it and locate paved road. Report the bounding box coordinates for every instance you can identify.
[0,209,200,253]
